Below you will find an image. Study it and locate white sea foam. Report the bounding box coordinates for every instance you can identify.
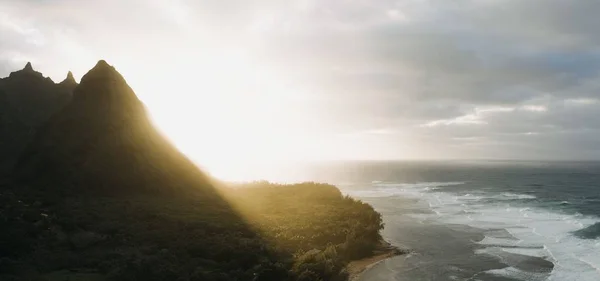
[484,266,549,281]
[346,182,465,198]
[501,192,537,200]
[346,181,600,281]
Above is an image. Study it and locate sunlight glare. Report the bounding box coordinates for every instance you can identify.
[133,48,323,181]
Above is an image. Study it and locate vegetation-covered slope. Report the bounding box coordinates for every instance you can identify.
[0,61,385,281]
[225,182,385,281]
[1,182,383,281]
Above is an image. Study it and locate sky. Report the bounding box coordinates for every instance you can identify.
[2,0,600,175]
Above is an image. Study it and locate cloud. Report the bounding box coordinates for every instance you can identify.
[520,105,547,112]
[2,0,600,160]
[565,98,599,106]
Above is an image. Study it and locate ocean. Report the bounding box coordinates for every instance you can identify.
[291,161,600,281]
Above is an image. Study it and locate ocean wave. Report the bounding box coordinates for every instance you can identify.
[344,181,466,198]
[573,222,600,239]
[372,181,466,188]
[500,192,537,200]
[484,266,550,281]
[351,181,600,281]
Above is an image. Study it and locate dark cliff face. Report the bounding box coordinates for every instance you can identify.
[1,62,75,125]
[15,60,213,196]
[0,63,75,173]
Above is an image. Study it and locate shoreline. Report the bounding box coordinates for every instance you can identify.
[346,240,408,281]
[348,195,556,281]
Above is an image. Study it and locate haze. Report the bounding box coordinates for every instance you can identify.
[2,0,600,179]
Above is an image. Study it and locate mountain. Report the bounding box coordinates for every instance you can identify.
[0,63,75,174]
[0,60,388,281]
[14,60,213,195]
[58,71,77,89]
[3,60,289,281]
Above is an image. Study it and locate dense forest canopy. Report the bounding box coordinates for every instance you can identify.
[1,181,384,281]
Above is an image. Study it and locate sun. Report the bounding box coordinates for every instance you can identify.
[128,49,322,181]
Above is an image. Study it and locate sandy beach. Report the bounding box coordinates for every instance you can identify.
[347,240,408,281]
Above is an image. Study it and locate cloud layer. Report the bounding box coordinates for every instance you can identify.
[2,0,600,160]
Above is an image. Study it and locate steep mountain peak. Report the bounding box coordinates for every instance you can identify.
[0,62,73,173]
[23,62,34,72]
[9,62,44,79]
[72,60,138,106]
[60,71,76,85]
[96,59,109,67]
[15,60,213,196]
[84,59,119,76]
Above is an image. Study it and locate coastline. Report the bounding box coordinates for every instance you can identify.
[346,194,556,281]
[346,240,408,281]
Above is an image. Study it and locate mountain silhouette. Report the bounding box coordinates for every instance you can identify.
[58,71,77,88]
[0,62,74,174]
[4,60,289,281]
[0,60,388,281]
[15,60,213,195]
